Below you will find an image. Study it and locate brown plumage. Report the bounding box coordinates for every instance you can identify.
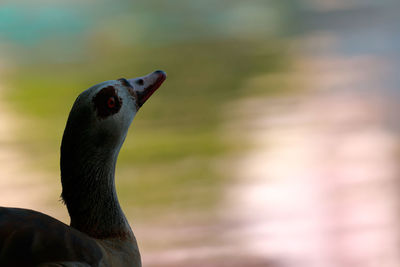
[0,70,167,266]
[0,207,103,266]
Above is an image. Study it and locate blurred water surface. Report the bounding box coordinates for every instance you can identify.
[0,0,400,266]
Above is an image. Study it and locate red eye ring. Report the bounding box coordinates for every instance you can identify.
[107,97,116,108]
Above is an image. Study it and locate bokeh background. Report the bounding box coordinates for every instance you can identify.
[1,0,400,266]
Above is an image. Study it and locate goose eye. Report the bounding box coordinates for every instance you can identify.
[107,97,116,108]
[93,86,122,119]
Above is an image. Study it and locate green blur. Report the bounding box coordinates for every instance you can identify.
[1,1,296,218]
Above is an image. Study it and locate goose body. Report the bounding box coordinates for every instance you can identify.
[0,70,167,266]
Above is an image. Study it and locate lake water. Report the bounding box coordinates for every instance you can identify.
[1,1,400,266]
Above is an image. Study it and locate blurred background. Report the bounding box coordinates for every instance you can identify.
[1,0,400,266]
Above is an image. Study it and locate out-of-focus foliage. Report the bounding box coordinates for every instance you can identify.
[1,0,295,214]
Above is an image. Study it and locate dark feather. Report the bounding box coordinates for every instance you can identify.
[0,207,103,266]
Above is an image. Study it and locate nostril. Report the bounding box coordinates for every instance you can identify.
[136,79,144,86]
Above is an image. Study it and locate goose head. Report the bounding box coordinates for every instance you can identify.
[62,70,166,154]
[60,70,166,227]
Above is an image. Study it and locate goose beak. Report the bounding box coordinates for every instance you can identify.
[127,70,167,108]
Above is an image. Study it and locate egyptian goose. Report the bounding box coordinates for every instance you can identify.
[0,70,167,266]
